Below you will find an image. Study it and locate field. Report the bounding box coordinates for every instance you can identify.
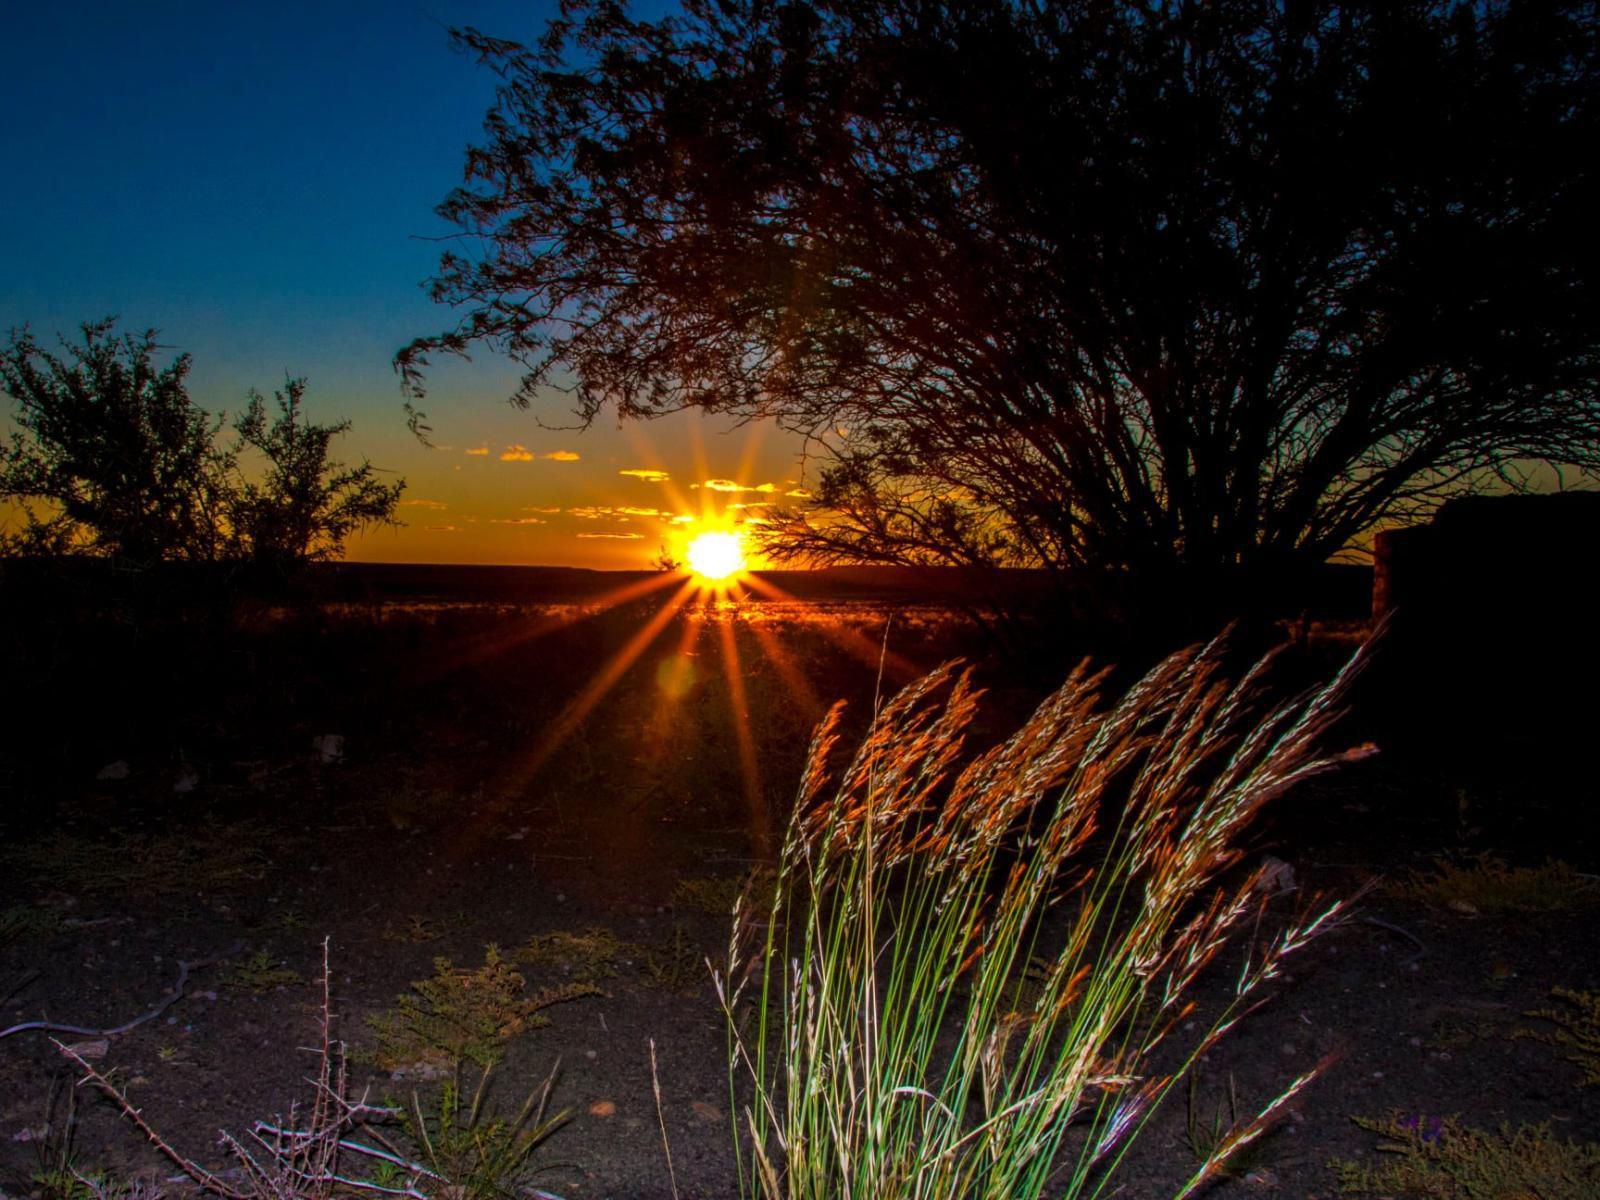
[1,563,1597,1200]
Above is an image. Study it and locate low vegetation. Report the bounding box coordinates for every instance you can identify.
[363,946,599,1073]
[1333,1113,1600,1199]
[1389,856,1598,914]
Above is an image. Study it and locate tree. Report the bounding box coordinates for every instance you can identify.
[1,319,405,570]
[227,378,406,571]
[0,320,230,563]
[400,0,1599,595]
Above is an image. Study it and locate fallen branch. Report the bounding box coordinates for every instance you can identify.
[0,940,243,1040]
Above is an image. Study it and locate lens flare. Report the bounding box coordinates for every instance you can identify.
[686,530,746,582]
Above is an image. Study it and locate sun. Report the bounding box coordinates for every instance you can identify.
[686,530,746,583]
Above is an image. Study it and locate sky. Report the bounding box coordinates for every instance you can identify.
[1,1,808,569]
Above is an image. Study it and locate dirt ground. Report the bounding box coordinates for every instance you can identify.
[2,586,1597,1199]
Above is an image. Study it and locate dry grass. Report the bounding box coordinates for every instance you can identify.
[1390,857,1598,914]
[718,633,1375,1199]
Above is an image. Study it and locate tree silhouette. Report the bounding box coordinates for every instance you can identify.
[0,320,229,563]
[401,0,1599,590]
[2,320,404,570]
[228,378,406,572]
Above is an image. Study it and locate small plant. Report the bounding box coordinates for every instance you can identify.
[9,819,269,895]
[673,868,777,916]
[517,927,641,982]
[0,902,60,946]
[224,950,304,994]
[1520,986,1600,1086]
[382,915,448,945]
[397,1066,566,1200]
[1332,1112,1600,1198]
[1389,856,1597,914]
[644,924,701,993]
[365,945,599,1072]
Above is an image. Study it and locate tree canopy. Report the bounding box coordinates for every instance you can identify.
[1,320,404,569]
[400,0,1599,584]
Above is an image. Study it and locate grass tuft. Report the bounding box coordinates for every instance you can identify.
[1389,856,1597,914]
[8,819,269,895]
[719,635,1375,1199]
[1333,1113,1600,1198]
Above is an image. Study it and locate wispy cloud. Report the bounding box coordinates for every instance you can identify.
[490,517,547,525]
[500,445,534,462]
[786,488,813,499]
[544,449,581,462]
[423,524,459,533]
[577,531,644,540]
[701,479,780,494]
[400,498,448,510]
[522,505,562,514]
[465,446,489,456]
[620,468,669,482]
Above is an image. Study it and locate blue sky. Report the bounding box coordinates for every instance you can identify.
[1,1,805,567]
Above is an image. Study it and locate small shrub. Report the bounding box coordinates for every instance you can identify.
[364,945,599,1072]
[1520,987,1600,1087]
[223,950,303,994]
[517,927,641,982]
[1389,856,1597,914]
[1332,1112,1600,1198]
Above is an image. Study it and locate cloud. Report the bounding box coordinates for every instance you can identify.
[522,506,562,514]
[465,446,489,456]
[786,488,813,499]
[620,468,669,482]
[576,531,644,540]
[500,445,534,462]
[669,514,694,524]
[616,506,666,517]
[702,479,781,494]
[423,524,459,533]
[400,498,448,510]
[727,501,771,510]
[543,449,581,462]
[490,517,547,525]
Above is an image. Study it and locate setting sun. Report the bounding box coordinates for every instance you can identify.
[686,530,746,582]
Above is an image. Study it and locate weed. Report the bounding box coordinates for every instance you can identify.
[396,1065,565,1200]
[1519,987,1600,1086]
[382,915,448,945]
[517,927,641,983]
[1389,856,1597,914]
[364,945,599,1072]
[644,924,701,993]
[257,906,309,935]
[721,640,1374,1199]
[1333,1112,1600,1198]
[0,903,60,946]
[224,950,304,994]
[673,868,777,916]
[8,819,269,895]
